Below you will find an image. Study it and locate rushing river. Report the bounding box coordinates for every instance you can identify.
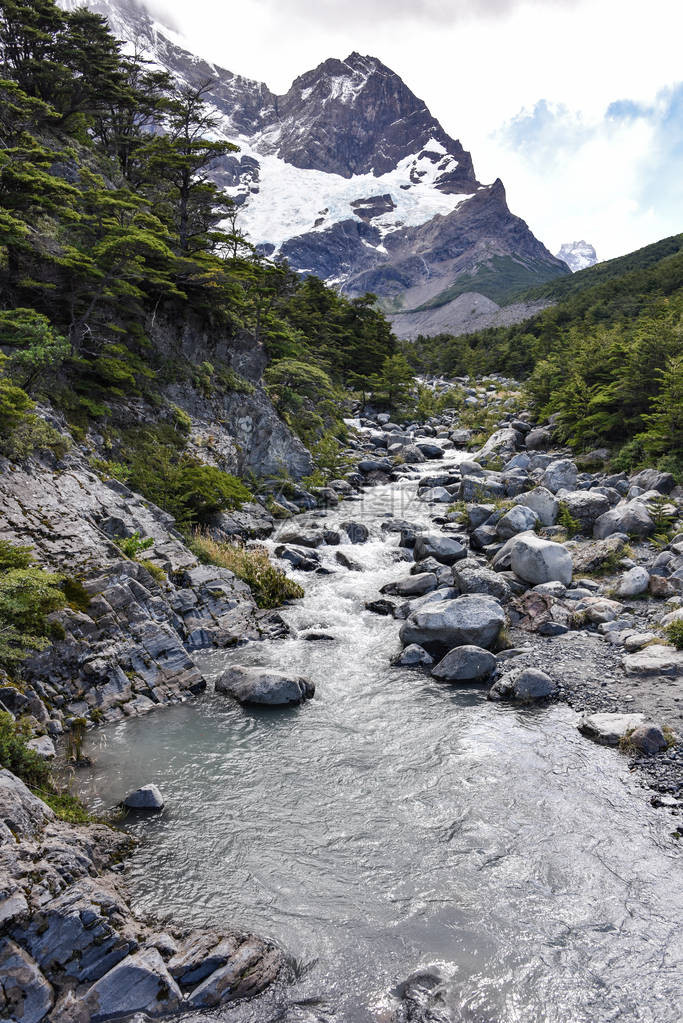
[76,455,683,1023]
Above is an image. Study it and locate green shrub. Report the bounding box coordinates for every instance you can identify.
[138,559,167,584]
[0,710,51,788]
[0,414,71,461]
[0,543,67,673]
[190,532,304,608]
[174,464,251,523]
[0,711,91,822]
[664,620,683,650]
[557,501,581,537]
[114,532,154,559]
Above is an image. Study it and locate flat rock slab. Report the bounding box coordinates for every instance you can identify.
[83,948,183,1021]
[578,712,646,745]
[216,666,315,705]
[622,646,683,677]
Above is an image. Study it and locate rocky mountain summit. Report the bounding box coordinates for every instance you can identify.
[556,240,598,272]
[59,0,568,336]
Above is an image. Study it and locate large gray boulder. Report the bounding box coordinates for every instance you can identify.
[593,500,654,540]
[542,459,578,494]
[413,534,467,565]
[0,939,54,1023]
[496,504,539,539]
[510,533,573,586]
[476,428,519,461]
[83,948,183,1021]
[560,491,610,532]
[0,769,54,839]
[615,566,650,598]
[513,486,559,526]
[452,564,512,602]
[431,645,496,682]
[399,595,505,654]
[216,666,315,705]
[488,667,556,703]
[392,573,438,598]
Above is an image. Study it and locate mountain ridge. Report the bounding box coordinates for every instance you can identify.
[58,0,569,335]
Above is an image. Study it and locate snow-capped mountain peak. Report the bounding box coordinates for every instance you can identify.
[556,240,598,272]
[57,0,569,336]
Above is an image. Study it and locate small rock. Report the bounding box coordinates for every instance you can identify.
[394,644,434,667]
[628,723,669,754]
[123,784,164,811]
[488,667,556,703]
[431,645,496,682]
[616,566,650,597]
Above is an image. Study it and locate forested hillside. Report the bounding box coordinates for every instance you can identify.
[406,235,683,475]
[0,0,396,510]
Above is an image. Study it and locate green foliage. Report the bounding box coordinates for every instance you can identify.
[303,429,354,484]
[174,463,251,523]
[114,532,154,559]
[0,710,91,821]
[367,353,415,412]
[0,710,51,788]
[0,541,67,673]
[557,501,581,537]
[405,239,683,464]
[663,620,683,651]
[0,0,397,466]
[139,559,166,584]
[189,532,304,608]
[0,308,69,390]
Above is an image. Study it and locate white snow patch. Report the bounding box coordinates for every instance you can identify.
[225,140,474,251]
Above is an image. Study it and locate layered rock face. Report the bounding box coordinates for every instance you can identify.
[59,0,568,336]
[0,770,283,1022]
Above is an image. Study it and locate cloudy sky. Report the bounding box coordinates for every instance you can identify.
[150,0,682,260]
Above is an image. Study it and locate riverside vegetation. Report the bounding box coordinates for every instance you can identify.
[0,1,682,1020]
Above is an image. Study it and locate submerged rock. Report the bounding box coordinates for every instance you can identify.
[216,666,315,705]
[394,644,434,668]
[123,784,164,811]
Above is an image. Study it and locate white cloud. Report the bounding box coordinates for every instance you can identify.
[149,0,682,258]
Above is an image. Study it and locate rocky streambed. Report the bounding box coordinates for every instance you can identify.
[3,378,683,1022]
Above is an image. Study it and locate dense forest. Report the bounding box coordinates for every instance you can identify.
[405,236,683,475]
[0,0,398,505]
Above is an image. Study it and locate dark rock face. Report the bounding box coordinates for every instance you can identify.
[273,53,478,183]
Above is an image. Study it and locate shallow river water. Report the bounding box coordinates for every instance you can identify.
[77,456,683,1023]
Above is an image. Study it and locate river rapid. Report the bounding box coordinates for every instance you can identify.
[76,452,683,1023]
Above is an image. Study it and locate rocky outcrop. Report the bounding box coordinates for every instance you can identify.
[0,456,284,732]
[0,770,283,1022]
